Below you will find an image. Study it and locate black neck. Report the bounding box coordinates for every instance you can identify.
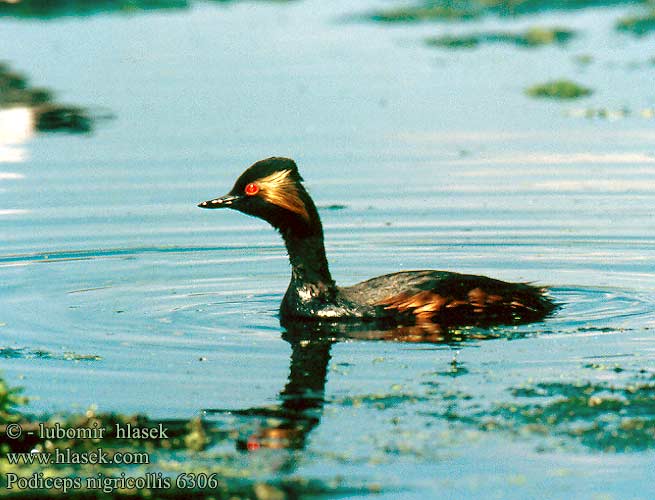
[282,229,335,289]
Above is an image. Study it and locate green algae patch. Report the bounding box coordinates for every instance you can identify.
[368,5,479,23]
[319,204,348,210]
[0,0,296,19]
[0,63,50,107]
[0,347,101,362]
[365,0,655,24]
[0,0,188,19]
[415,363,655,454]
[566,106,655,120]
[335,386,429,410]
[426,27,575,48]
[526,79,592,99]
[616,10,655,36]
[0,62,96,134]
[336,393,429,409]
[479,381,655,452]
[36,105,93,133]
[521,27,575,45]
[0,380,28,426]
[573,54,594,65]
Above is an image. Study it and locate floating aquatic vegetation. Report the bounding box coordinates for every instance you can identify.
[368,5,480,23]
[525,79,593,99]
[0,346,101,361]
[572,54,594,65]
[335,392,429,410]
[566,106,655,119]
[0,0,295,19]
[0,63,51,107]
[365,0,654,23]
[616,10,655,35]
[0,0,189,18]
[35,105,92,133]
[0,62,97,134]
[482,380,655,452]
[425,27,575,48]
[583,362,625,372]
[411,361,655,453]
[0,379,28,425]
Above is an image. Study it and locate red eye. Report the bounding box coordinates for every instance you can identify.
[245,183,259,196]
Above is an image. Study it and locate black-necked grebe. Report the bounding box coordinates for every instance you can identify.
[198,157,556,326]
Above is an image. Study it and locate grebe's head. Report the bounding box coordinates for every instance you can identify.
[198,157,320,236]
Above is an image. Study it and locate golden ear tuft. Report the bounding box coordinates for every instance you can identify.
[256,169,310,221]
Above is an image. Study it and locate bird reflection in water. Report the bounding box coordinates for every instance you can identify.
[204,318,513,452]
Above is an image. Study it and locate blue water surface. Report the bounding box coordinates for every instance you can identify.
[1,0,655,498]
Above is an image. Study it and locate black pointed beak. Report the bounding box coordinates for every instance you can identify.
[197,194,241,209]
